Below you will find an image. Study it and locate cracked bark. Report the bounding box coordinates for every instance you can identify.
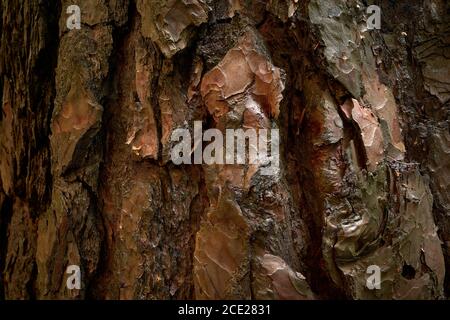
[0,0,449,299]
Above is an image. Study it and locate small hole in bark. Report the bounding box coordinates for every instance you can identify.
[401,264,416,280]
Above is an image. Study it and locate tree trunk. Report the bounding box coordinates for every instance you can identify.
[1,0,449,300]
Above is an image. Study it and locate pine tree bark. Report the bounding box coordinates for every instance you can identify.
[1,0,449,300]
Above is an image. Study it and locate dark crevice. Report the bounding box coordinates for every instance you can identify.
[258,13,350,299]
[89,0,136,299]
[0,195,13,299]
[401,264,416,280]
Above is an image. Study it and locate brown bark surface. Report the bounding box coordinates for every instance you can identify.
[0,0,449,299]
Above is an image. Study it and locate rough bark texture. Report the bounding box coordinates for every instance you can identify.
[0,0,449,299]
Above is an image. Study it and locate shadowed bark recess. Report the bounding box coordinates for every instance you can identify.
[0,0,449,299]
